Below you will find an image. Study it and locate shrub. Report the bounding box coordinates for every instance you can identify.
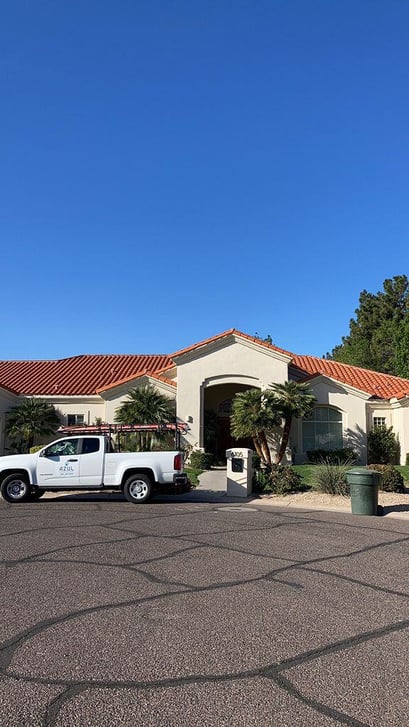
[406,453,409,466]
[252,453,261,471]
[253,468,273,493]
[307,448,357,464]
[312,459,352,496]
[368,425,399,464]
[30,444,44,454]
[367,464,404,493]
[188,450,214,470]
[253,465,305,495]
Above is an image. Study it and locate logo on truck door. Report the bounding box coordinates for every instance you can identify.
[58,463,75,475]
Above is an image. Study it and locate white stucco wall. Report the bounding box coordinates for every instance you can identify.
[390,400,409,465]
[0,388,20,455]
[41,396,105,427]
[100,378,176,423]
[175,337,291,449]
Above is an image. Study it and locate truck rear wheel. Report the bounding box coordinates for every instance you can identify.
[123,474,152,504]
[1,474,30,503]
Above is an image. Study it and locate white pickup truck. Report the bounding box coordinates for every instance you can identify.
[0,434,189,504]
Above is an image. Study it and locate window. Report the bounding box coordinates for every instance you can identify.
[373,417,386,428]
[302,407,343,452]
[67,414,85,426]
[81,438,100,455]
[45,439,79,457]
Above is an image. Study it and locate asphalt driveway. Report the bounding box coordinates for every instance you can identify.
[1,494,409,726]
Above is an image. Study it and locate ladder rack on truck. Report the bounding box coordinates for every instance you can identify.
[57,422,189,450]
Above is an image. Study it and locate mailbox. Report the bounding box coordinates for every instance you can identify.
[231,457,244,473]
[226,448,253,498]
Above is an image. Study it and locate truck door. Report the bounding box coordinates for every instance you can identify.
[37,438,80,486]
[78,437,104,487]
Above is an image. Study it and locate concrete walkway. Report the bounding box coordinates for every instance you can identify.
[165,467,230,502]
[157,467,252,503]
[196,467,227,492]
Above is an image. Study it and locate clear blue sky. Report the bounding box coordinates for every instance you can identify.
[1,0,408,361]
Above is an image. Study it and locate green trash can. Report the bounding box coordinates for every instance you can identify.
[347,469,381,516]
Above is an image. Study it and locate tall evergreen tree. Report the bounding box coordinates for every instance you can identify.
[328,275,409,375]
[395,314,409,378]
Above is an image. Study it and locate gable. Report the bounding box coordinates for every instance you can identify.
[175,335,290,390]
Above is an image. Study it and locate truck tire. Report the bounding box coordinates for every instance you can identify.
[1,474,30,503]
[123,474,152,504]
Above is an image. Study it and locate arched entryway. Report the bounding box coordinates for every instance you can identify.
[203,383,255,463]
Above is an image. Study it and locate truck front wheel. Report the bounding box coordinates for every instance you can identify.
[123,474,152,504]
[1,474,30,503]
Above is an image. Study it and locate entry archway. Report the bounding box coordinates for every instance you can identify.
[203,382,257,463]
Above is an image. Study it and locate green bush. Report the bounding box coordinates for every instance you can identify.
[312,459,351,496]
[188,450,214,470]
[368,425,399,464]
[406,453,409,466]
[253,468,272,493]
[253,465,305,495]
[307,448,357,464]
[252,453,261,471]
[30,444,44,454]
[367,464,404,493]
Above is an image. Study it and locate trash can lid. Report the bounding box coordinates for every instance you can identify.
[346,468,381,483]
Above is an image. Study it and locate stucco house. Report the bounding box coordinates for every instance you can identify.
[1,329,409,464]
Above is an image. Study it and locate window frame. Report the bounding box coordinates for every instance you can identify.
[67,414,85,427]
[302,406,343,453]
[373,416,386,429]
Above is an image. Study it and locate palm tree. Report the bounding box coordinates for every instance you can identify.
[115,385,175,450]
[269,381,316,464]
[231,388,281,466]
[5,398,61,453]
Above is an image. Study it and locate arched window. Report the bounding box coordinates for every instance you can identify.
[302,407,343,452]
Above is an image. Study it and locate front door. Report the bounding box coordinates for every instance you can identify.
[216,417,253,462]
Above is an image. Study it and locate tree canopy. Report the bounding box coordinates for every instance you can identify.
[231,382,315,465]
[231,388,281,465]
[328,275,409,376]
[114,385,175,450]
[5,398,61,453]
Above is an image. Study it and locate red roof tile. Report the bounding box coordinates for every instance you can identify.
[172,328,293,359]
[0,332,408,402]
[291,354,409,400]
[0,355,173,396]
[96,369,177,394]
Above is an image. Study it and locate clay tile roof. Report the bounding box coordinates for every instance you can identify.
[291,354,409,400]
[0,354,173,396]
[171,328,293,359]
[1,331,409,402]
[96,369,177,394]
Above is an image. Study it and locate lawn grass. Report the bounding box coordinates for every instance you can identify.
[292,465,316,488]
[185,466,203,486]
[397,465,409,483]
